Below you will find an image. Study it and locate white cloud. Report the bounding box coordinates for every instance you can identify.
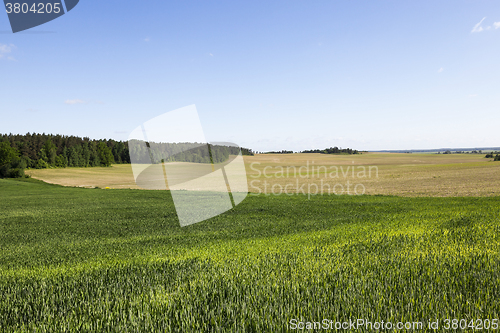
[144,37,150,42]
[438,67,444,73]
[0,44,12,53]
[0,43,16,60]
[494,22,500,29]
[64,99,86,105]
[471,17,486,33]
[468,94,478,98]
[209,53,213,56]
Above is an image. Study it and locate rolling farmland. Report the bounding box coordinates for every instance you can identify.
[26,153,500,196]
[1,177,500,331]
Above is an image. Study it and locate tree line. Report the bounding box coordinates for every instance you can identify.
[0,133,254,178]
[259,147,360,154]
[442,150,484,154]
[129,140,253,164]
[262,150,294,154]
[0,133,127,178]
[301,147,359,154]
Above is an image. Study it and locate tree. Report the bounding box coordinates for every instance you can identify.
[5,158,26,178]
[0,142,25,178]
[97,142,114,167]
[36,159,49,169]
[55,155,67,168]
[43,139,57,166]
[0,142,18,167]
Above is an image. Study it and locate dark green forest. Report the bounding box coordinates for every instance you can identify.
[0,133,254,178]
[1,133,127,171]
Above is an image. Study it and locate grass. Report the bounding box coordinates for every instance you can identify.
[1,178,500,331]
[26,153,500,197]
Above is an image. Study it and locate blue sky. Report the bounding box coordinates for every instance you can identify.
[1,0,499,151]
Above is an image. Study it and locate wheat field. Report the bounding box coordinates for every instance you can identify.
[26,153,500,197]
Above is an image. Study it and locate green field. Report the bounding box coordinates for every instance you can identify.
[1,178,500,331]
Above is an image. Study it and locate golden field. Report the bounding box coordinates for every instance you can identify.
[26,153,500,197]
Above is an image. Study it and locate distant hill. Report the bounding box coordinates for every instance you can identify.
[371,147,500,154]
